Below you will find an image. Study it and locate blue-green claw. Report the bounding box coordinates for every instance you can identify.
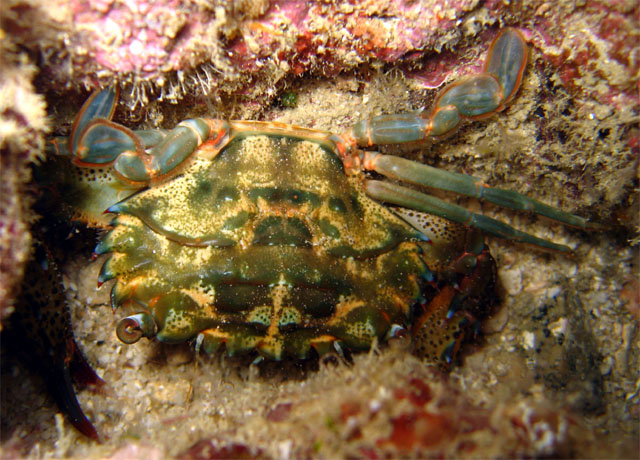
[351,114,429,145]
[53,85,218,186]
[485,28,529,105]
[434,74,502,118]
[76,120,138,165]
[346,28,528,147]
[70,87,118,157]
[147,119,213,175]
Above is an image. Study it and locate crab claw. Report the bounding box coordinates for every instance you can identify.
[116,313,157,344]
[69,87,217,187]
[344,28,529,147]
[69,87,119,158]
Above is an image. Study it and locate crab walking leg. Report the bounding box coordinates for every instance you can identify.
[344,28,528,147]
[362,152,596,230]
[365,180,573,253]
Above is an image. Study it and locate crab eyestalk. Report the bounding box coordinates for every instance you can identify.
[116,313,157,344]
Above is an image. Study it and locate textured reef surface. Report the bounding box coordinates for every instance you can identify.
[0,0,638,458]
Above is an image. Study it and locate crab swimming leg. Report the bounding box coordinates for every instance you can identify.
[8,241,105,440]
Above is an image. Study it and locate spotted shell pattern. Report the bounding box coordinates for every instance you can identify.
[97,133,485,361]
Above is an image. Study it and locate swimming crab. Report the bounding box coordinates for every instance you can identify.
[35,28,596,438]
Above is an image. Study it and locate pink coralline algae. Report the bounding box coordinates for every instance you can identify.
[524,1,638,112]
[70,0,208,76]
[4,0,635,117]
[63,0,499,86]
[353,377,577,458]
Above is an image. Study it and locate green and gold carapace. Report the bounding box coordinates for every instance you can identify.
[97,132,490,361]
[39,28,598,438]
[45,28,597,364]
